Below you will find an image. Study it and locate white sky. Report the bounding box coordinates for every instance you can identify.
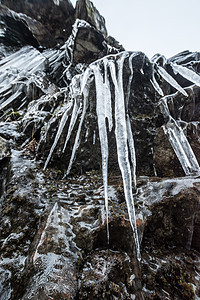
[71,0,200,59]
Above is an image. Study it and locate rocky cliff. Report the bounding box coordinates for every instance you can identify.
[0,1,200,299]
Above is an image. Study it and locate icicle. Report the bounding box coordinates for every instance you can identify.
[160,97,200,176]
[80,67,91,95]
[126,53,138,188]
[66,87,88,175]
[163,121,200,175]
[103,59,113,132]
[62,74,84,153]
[0,89,22,110]
[171,63,200,87]
[62,98,81,153]
[126,115,137,189]
[157,66,188,96]
[151,68,164,96]
[125,53,140,108]
[44,101,73,170]
[91,61,110,243]
[111,53,141,260]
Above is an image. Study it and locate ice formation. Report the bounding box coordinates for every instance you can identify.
[42,48,200,259]
[1,42,200,261]
[44,51,141,258]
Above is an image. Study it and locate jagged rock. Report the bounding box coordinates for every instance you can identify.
[1,0,75,44]
[73,25,106,64]
[0,5,39,48]
[138,177,200,299]
[75,0,107,36]
[141,179,200,251]
[0,5,56,48]
[0,0,200,299]
[105,35,125,52]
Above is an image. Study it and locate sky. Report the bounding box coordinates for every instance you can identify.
[71,0,200,59]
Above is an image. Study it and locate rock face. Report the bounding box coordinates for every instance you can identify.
[1,0,75,44]
[75,0,107,36]
[0,5,39,48]
[0,1,200,300]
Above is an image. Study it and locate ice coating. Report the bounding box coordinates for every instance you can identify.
[171,63,200,87]
[157,66,188,97]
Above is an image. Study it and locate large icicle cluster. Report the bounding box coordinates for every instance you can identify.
[44,51,141,259]
[1,43,200,260]
[43,50,200,259]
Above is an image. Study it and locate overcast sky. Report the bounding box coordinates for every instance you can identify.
[71,0,200,59]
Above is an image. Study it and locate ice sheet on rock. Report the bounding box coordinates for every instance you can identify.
[157,66,188,96]
[171,63,200,87]
[0,89,22,110]
[0,47,49,114]
[151,53,167,66]
[137,176,200,206]
[0,46,46,74]
[47,19,92,83]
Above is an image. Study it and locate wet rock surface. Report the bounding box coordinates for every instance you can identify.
[0,1,200,300]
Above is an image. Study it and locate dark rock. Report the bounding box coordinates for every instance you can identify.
[105,35,125,52]
[75,0,107,36]
[1,0,75,44]
[154,127,185,177]
[78,250,142,300]
[0,136,10,201]
[73,25,105,64]
[0,5,39,48]
[0,136,10,161]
